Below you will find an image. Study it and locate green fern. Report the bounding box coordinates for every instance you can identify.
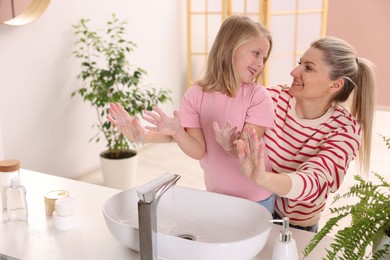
[303,172,390,260]
[381,135,390,150]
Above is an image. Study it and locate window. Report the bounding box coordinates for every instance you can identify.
[187,0,328,87]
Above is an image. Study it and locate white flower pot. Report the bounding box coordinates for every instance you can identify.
[100,150,138,190]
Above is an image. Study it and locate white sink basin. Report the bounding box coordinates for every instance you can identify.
[102,186,272,260]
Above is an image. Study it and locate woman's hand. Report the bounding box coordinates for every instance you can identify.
[213,121,241,153]
[235,127,265,186]
[142,106,181,137]
[107,102,145,144]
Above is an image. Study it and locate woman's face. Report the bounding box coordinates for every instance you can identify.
[233,36,270,84]
[288,47,335,100]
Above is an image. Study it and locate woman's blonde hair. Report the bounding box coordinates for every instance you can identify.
[194,15,272,97]
[311,36,376,175]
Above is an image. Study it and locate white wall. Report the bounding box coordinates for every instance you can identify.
[0,118,3,159]
[0,0,187,178]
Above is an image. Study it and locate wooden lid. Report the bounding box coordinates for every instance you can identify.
[0,159,20,172]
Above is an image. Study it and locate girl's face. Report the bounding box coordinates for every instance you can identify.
[233,36,270,84]
[288,47,336,100]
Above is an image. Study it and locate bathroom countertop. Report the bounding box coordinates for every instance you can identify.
[0,169,331,260]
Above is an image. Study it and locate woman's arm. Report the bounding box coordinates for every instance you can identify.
[236,127,292,196]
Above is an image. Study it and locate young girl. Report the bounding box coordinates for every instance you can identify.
[108,15,276,213]
[236,36,376,231]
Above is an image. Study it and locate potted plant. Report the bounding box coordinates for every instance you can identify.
[71,14,171,189]
[303,136,390,260]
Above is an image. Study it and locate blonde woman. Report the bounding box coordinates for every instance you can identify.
[236,36,376,232]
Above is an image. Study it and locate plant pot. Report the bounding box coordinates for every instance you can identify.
[99,150,138,190]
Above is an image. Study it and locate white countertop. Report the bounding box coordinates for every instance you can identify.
[0,169,331,259]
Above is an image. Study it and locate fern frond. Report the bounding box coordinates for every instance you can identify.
[303,172,390,260]
[380,135,390,150]
[303,213,348,257]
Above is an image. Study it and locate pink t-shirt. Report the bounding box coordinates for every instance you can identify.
[179,83,275,201]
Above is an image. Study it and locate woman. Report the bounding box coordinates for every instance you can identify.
[235,36,376,232]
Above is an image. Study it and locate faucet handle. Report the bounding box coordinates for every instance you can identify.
[137,172,181,203]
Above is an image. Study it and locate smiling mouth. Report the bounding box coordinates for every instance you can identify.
[249,67,257,76]
[292,81,304,87]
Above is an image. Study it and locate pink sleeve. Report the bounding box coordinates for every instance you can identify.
[246,86,275,129]
[178,85,203,128]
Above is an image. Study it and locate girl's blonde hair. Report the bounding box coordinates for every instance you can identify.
[194,15,272,97]
[311,36,376,175]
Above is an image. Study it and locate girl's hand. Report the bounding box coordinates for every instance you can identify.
[235,127,265,185]
[213,120,241,152]
[142,106,181,137]
[107,102,145,144]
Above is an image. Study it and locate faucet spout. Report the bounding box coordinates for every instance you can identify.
[137,172,181,260]
[137,172,181,203]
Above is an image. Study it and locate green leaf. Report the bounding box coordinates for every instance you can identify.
[303,168,390,260]
[70,13,172,156]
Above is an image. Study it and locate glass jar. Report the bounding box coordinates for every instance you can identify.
[0,159,21,210]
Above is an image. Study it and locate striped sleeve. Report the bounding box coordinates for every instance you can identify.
[285,121,361,200]
[265,85,362,226]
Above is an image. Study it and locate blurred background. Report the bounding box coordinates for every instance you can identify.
[0,0,389,180]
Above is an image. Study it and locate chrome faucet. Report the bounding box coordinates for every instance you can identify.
[137,172,181,260]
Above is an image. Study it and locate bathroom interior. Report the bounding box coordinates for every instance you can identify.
[0,0,389,259]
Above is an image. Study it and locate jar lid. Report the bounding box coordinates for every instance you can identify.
[0,159,20,172]
[45,190,69,203]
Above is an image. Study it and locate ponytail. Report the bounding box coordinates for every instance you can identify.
[311,37,376,175]
[350,58,376,175]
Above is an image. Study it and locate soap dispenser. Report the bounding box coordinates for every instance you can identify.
[270,217,299,260]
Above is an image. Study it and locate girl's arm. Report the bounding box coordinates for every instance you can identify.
[143,106,206,160]
[213,121,266,158]
[108,103,206,159]
[173,127,206,160]
[107,102,172,144]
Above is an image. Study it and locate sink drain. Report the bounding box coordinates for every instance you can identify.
[176,233,197,241]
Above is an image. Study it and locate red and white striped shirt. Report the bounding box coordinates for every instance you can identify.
[265,85,362,226]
